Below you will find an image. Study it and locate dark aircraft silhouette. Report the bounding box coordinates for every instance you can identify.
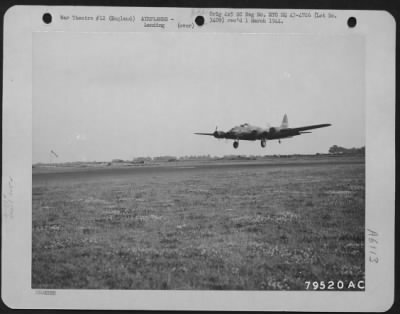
[195,114,331,149]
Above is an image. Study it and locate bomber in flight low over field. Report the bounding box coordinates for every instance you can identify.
[195,114,331,149]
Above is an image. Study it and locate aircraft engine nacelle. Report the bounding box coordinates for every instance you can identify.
[213,131,226,139]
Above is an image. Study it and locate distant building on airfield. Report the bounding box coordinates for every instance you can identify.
[133,157,152,163]
[153,156,177,162]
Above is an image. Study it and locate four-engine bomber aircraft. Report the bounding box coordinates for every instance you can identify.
[195,114,331,149]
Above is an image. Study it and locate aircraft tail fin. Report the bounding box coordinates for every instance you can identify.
[281,114,289,129]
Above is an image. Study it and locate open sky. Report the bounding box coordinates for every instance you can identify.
[33,31,365,163]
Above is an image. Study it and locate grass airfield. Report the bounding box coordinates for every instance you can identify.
[32,155,365,290]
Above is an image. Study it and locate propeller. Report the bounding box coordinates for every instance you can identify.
[213,126,218,137]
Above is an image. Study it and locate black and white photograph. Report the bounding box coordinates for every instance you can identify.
[2,6,395,311]
[32,21,366,292]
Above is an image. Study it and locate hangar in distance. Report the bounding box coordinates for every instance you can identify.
[195,114,331,149]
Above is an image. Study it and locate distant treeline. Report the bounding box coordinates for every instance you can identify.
[132,154,325,162]
[33,146,365,167]
[328,145,365,155]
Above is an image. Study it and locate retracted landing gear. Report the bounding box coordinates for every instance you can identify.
[261,139,267,148]
[233,141,239,149]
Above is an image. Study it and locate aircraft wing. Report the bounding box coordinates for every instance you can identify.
[289,123,331,133]
[194,132,214,136]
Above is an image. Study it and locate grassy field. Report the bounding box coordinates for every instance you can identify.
[32,156,365,290]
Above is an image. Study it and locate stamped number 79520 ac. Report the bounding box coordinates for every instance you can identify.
[305,280,364,290]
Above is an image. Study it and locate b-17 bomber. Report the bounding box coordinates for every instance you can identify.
[195,114,331,149]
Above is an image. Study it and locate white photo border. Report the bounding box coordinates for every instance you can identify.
[2,6,395,311]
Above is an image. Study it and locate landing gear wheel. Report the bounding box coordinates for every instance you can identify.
[278,139,281,144]
[233,141,239,149]
[261,139,266,148]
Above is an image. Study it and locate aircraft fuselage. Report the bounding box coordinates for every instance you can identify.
[214,124,298,141]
